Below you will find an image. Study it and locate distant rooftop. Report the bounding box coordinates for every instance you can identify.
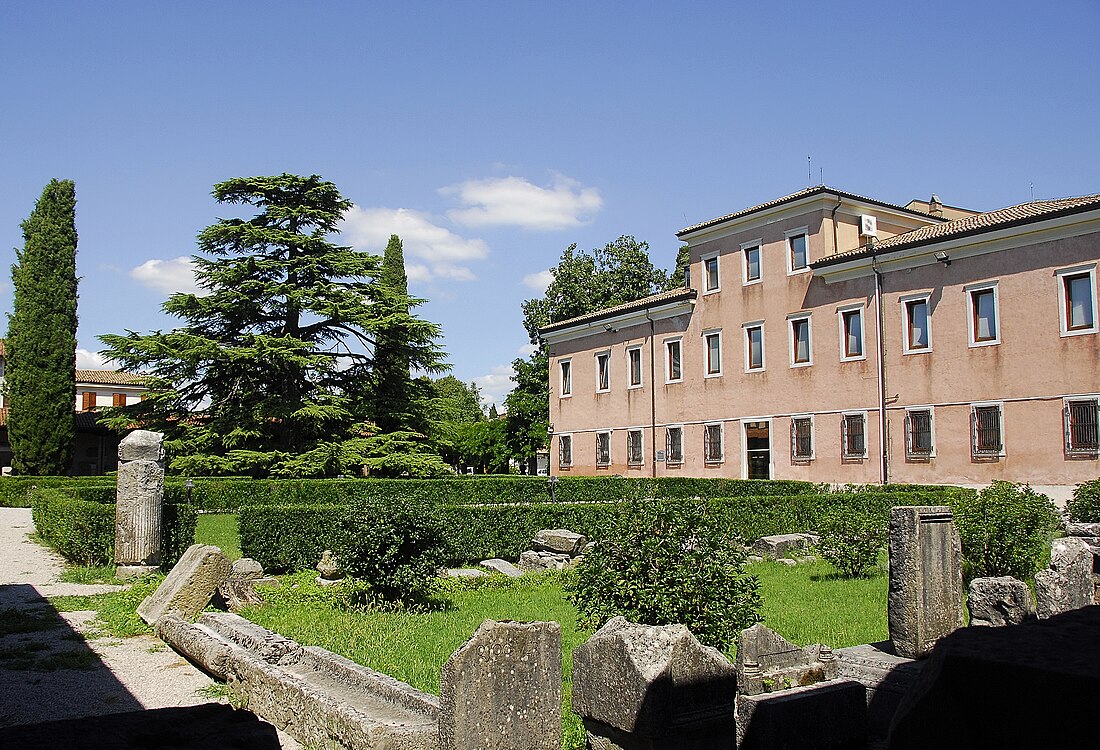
[76,370,147,387]
[540,288,697,335]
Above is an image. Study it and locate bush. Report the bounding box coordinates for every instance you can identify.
[1067,479,1100,523]
[567,498,761,651]
[239,504,342,572]
[0,475,115,507]
[953,481,1062,580]
[334,494,448,605]
[815,509,886,577]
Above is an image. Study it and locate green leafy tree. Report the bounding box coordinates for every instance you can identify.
[506,236,675,468]
[7,179,79,475]
[670,244,691,287]
[99,174,447,477]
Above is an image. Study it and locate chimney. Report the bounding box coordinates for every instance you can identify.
[928,194,943,218]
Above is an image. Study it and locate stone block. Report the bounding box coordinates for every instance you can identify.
[519,549,573,571]
[1035,537,1093,619]
[888,606,1100,748]
[231,557,264,579]
[480,558,524,577]
[118,429,166,463]
[834,643,924,741]
[572,616,736,748]
[199,612,301,665]
[137,544,231,625]
[736,679,867,750]
[887,506,964,659]
[966,576,1036,626]
[751,533,817,559]
[532,528,586,555]
[735,623,836,696]
[439,619,561,750]
[443,568,488,578]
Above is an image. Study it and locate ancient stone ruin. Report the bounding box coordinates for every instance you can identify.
[735,622,836,695]
[571,616,737,749]
[137,543,231,625]
[966,576,1036,626]
[1034,536,1093,618]
[114,429,166,579]
[887,505,964,659]
[519,528,588,571]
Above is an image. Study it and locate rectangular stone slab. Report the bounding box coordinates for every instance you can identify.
[137,544,231,625]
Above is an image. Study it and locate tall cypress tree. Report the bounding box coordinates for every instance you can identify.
[7,179,79,475]
[372,234,421,433]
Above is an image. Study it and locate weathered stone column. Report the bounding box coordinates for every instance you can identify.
[887,506,964,659]
[114,430,166,579]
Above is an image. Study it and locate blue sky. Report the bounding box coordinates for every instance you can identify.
[1,1,1098,407]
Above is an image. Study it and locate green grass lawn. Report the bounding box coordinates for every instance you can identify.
[194,513,242,560]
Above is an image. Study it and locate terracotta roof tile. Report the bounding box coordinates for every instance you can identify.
[540,288,697,334]
[814,194,1100,267]
[677,186,942,237]
[75,370,147,386]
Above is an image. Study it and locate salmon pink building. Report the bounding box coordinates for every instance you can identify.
[541,187,1100,499]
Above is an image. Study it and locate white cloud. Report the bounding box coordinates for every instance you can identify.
[517,342,538,356]
[473,364,515,409]
[76,348,112,370]
[131,256,200,295]
[442,173,602,231]
[522,269,554,294]
[341,206,488,283]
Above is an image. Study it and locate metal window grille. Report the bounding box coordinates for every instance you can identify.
[666,427,683,464]
[596,433,610,466]
[791,418,813,460]
[971,406,1003,456]
[906,410,933,457]
[704,425,723,463]
[1065,399,1100,454]
[559,435,572,467]
[841,414,866,458]
[627,431,643,465]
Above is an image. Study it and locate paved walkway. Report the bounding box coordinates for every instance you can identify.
[0,507,300,747]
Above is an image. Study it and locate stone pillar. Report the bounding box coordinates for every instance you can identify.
[571,616,737,750]
[887,506,964,659]
[114,430,166,580]
[439,619,561,750]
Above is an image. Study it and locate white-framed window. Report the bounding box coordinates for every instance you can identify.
[665,425,684,464]
[965,282,1000,347]
[742,240,762,285]
[790,415,814,462]
[665,338,683,383]
[704,423,724,464]
[704,330,722,377]
[702,254,720,293]
[627,345,643,388]
[971,402,1004,458]
[901,293,932,354]
[905,407,935,459]
[786,229,809,274]
[841,412,867,459]
[595,351,611,392]
[559,359,572,397]
[1057,265,1098,336]
[838,304,866,361]
[596,431,611,466]
[788,314,812,367]
[743,321,765,371]
[558,434,573,467]
[627,429,644,466]
[1064,397,1100,456]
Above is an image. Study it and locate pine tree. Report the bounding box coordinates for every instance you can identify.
[7,179,78,475]
[100,175,449,477]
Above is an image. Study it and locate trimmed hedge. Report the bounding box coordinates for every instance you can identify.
[30,487,197,568]
[0,476,116,507]
[239,489,968,571]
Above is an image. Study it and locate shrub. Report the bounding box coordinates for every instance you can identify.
[815,509,886,577]
[567,498,761,651]
[239,504,342,572]
[334,494,448,605]
[953,481,1062,580]
[1067,479,1100,523]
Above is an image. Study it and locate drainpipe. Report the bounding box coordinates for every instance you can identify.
[646,310,657,478]
[872,253,888,485]
[831,195,843,257]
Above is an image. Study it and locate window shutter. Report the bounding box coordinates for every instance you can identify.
[1064,403,1073,453]
[841,416,848,457]
[790,419,797,458]
[904,412,913,456]
[666,429,672,459]
[970,409,978,455]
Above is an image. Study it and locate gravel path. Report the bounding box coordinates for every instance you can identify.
[0,507,300,747]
